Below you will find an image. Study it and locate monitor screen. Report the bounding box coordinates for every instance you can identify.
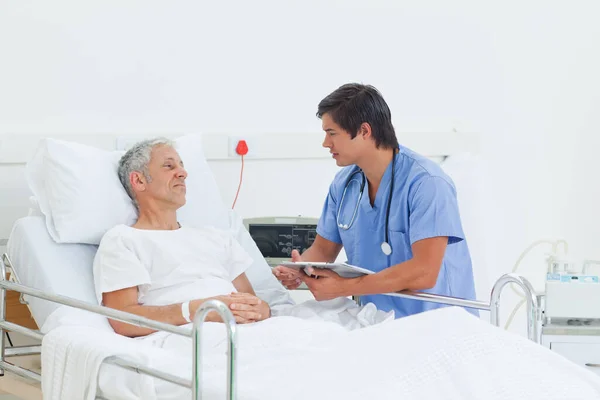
[248,223,317,259]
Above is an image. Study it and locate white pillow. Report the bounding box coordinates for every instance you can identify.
[26,134,230,244]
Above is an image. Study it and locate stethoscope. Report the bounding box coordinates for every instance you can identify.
[336,151,396,256]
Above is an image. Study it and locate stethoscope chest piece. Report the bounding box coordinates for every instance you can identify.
[381,241,392,256]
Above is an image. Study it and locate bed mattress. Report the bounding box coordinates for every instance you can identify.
[6,216,101,332]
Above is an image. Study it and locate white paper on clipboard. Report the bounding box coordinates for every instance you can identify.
[278,261,374,279]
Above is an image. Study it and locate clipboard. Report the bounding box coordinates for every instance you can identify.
[278,261,374,279]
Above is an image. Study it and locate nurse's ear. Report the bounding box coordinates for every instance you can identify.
[357,122,372,141]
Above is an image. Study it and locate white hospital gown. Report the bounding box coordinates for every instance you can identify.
[92,224,253,308]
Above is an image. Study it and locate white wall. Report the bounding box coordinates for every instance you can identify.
[1,0,599,335]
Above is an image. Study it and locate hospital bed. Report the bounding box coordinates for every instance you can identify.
[0,215,542,400]
[0,134,590,399]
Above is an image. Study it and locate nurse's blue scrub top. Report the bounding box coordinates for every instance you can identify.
[316,145,478,318]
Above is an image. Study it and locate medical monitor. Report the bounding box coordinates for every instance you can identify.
[243,216,318,267]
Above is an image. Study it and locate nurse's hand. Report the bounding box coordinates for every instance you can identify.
[272,250,304,290]
[301,267,347,301]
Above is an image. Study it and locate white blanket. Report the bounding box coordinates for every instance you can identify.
[273,297,395,329]
[42,303,600,400]
[41,326,157,400]
[41,298,390,399]
[153,307,600,400]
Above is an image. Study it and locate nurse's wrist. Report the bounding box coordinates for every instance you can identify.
[344,276,365,297]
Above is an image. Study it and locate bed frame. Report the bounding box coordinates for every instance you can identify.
[0,252,542,400]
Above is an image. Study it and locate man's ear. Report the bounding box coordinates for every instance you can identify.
[358,122,372,140]
[129,171,147,192]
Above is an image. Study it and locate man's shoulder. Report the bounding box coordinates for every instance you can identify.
[98,224,135,247]
[398,146,456,188]
[102,224,133,237]
[93,225,137,267]
[329,165,360,197]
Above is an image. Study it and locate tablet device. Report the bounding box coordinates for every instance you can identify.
[278,261,374,279]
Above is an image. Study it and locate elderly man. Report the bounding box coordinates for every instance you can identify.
[93,138,271,337]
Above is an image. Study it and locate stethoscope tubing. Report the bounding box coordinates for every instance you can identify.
[337,151,396,256]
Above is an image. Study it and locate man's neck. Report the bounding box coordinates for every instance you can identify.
[357,147,396,188]
[135,204,180,230]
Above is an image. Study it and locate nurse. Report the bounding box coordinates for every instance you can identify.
[273,83,477,318]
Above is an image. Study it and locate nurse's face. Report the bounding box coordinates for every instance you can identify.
[321,113,366,167]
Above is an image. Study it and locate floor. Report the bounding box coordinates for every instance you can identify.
[0,332,42,400]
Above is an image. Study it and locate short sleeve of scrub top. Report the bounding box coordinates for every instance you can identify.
[409,176,465,246]
[316,181,343,245]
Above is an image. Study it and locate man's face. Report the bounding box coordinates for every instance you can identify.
[321,113,365,167]
[141,145,188,208]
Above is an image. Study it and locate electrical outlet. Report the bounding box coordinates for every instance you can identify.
[228,136,257,158]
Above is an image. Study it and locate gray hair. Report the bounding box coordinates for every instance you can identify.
[118,137,175,207]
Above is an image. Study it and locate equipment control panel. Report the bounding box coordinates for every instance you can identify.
[243,216,318,267]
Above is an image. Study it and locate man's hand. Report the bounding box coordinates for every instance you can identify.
[272,249,304,290]
[191,293,270,324]
[301,267,350,301]
[227,292,270,323]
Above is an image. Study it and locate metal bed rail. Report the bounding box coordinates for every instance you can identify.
[385,272,542,343]
[0,253,237,400]
[0,251,542,400]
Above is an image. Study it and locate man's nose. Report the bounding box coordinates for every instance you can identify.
[176,167,187,179]
[322,135,331,148]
